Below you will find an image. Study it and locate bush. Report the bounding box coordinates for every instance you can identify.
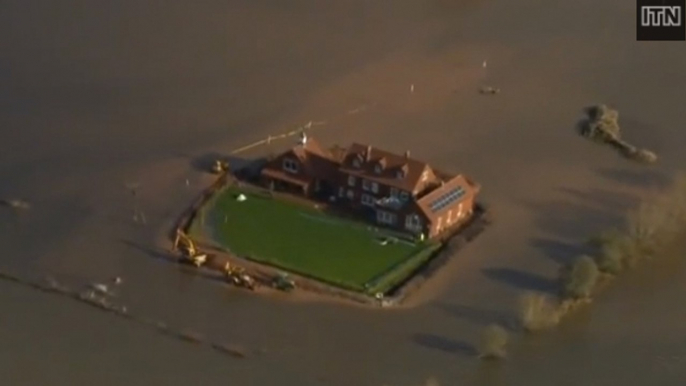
[580,105,621,141]
[477,324,508,359]
[519,292,561,331]
[560,256,599,299]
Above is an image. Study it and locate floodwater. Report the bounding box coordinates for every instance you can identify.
[1,0,685,385]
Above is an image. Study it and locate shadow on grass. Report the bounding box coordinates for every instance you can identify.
[435,303,515,330]
[482,268,556,293]
[412,333,476,357]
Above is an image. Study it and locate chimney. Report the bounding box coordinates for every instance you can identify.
[298,131,308,146]
[366,145,372,161]
[404,150,410,159]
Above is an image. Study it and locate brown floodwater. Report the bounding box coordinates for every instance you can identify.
[1,0,685,385]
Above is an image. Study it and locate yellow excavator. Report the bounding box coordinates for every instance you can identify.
[173,230,208,267]
[222,262,256,290]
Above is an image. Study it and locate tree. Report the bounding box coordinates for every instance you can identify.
[519,292,560,331]
[477,324,508,359]
[560,255,599,299]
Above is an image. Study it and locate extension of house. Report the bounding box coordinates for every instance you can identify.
[259,134,481,240]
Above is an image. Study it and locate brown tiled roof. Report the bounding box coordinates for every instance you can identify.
[262,137,341,182]
[339,143,435,192]
[261,168,309,187]
[416,174,472,219]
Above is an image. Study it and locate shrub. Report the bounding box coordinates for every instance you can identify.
[580,105,621,142]
[477,324,508,359]
[560,256,599,299]
[519,292,561,331]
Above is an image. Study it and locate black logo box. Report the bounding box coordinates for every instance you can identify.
[637,0,686,41]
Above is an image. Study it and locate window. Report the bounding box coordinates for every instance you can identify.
[338,186,344,197]
[347,189,354,199]
[374,164,382,174]
[362,179,371,191]
[390,187,399,198]
[457,203,463,218]
[283,158,298,173]
[447,210,453,224]
[421,170,429,182]
[377,211,397,225]
[348,175,356,187]
[405,214,421,230]
[436,216,443,233]
[400,191,409,202]
[371,182,379,194]
[361,194,375,206]
[353,158,361,168]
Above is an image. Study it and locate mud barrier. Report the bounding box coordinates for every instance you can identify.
[0,270,251,359]
[172,172,493,308]
[385,205,493,302]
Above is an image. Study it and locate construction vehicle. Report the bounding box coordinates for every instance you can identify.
[173,230,208,267]
[211,159,229,174]
[271,273,296,292]
[222,263,256,290]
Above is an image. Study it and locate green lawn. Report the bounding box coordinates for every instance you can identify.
[193,186,439,294]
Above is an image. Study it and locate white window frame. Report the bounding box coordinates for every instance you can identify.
[348,175,356,187]
[346,189,354,199]
[377,211,396,225]
[283,158,298,173]
[371,182,379,194]
[362,179,371,191]
[361,194,375,207]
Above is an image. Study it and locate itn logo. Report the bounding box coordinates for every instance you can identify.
[637,0,686,41]
[641,6,681,26]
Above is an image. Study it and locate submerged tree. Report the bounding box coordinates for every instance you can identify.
[579,104,621,142]
[519,292,561,332]
[559,255,599,299]
[477,324,508,359]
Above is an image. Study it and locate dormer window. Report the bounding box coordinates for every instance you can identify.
[374,158,386,174]
[396,164,408,179]
[283,158,298,174]
[352,155,362,168]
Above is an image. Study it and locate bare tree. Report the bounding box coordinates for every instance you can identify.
[477,324,508,359]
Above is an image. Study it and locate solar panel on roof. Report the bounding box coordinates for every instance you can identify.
[429,187,465,213]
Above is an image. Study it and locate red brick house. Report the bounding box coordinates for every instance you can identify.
[260,134,480,239]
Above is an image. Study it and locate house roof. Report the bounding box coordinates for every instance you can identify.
[339,143,434,193]
[416,174,473,219]
[265,136,341,181]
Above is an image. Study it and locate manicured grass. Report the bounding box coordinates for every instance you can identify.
[193,186,438,294]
